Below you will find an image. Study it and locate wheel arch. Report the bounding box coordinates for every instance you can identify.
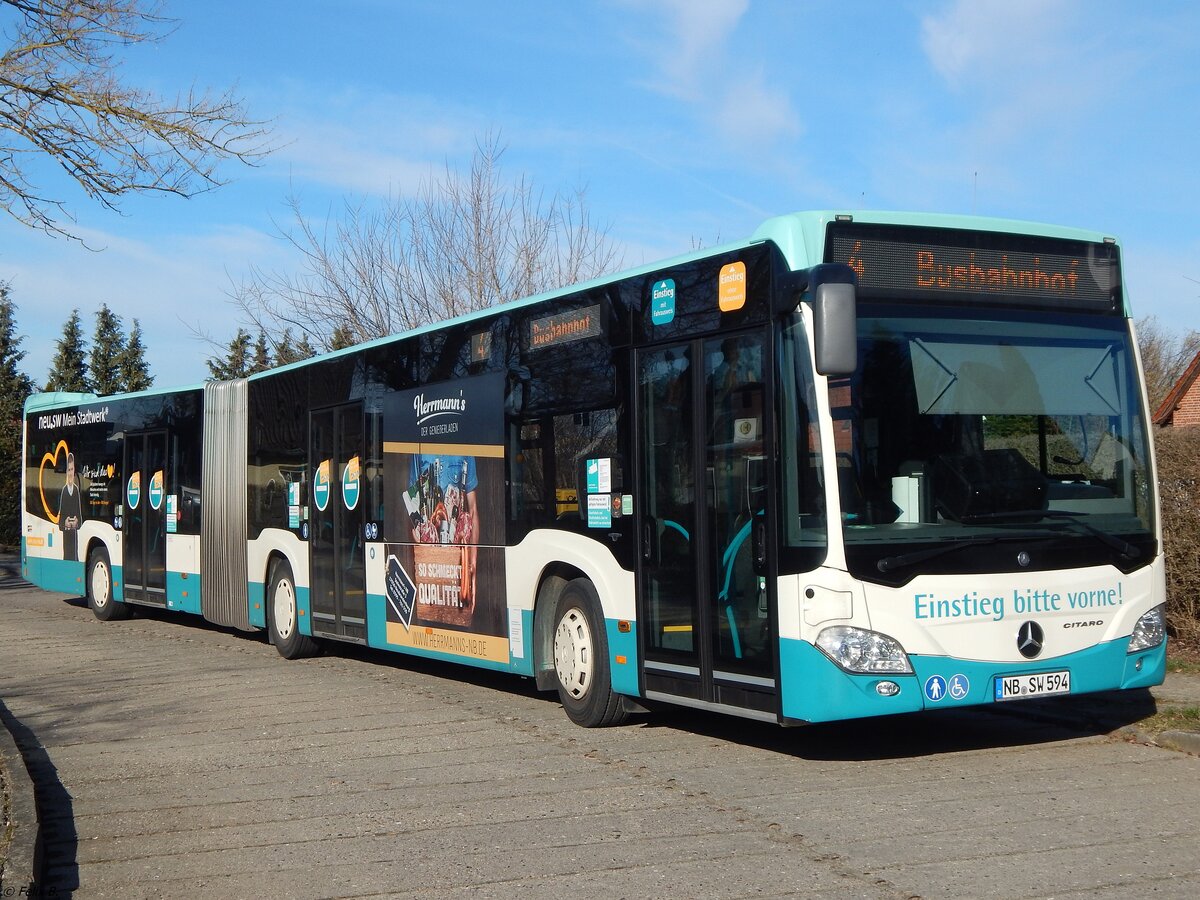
[510,530,634,694]
[532,562,587,691]
[262,548,296,642]
[83,536,116,597]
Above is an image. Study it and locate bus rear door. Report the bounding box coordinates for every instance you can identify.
[309,402,367,641]
[123,430,168,605]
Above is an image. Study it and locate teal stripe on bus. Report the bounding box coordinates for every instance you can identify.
[780,636,1167,724]
[605,619,640,697]
[248,580,312,633]
[22,549,84,597]
[247,581,266,628]
[165,571,201,615]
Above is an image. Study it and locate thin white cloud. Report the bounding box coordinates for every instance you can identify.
[865,0,1145,216]
[921,0,1076,87]
[639,0,750,101]
[259,85,491,197]
[617,0,800,154]
[715,69,802,149]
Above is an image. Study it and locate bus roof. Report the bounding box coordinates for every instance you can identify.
[259,210,1121,381]
[753,210,1119,273]
[23,210,1125,410]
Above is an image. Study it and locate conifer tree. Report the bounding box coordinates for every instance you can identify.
[120,319,154,391]
[206,328,252,380]
[89,303,126,395]
[274,328,316,366]
[46,310,90,392]
[250,330,272,374]
[0,283,35,544]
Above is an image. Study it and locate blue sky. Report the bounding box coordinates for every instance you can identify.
[2,0,1199,388]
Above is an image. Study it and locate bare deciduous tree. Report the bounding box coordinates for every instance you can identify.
[0,0,269,237]
[1135,314,1200,416]
[232,135,621,349]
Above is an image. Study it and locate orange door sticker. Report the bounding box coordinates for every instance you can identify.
[718,261,747,311]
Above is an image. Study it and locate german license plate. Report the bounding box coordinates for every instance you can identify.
[994,670,1071,701]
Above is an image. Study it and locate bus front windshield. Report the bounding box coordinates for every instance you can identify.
[829,306,1156,584]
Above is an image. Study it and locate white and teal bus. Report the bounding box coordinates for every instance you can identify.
[22,210,1166,726]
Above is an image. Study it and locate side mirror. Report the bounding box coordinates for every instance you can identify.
[811,265,857,376]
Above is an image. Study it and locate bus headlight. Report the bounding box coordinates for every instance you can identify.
[1128,604,1166,652]
[816,625,913,674]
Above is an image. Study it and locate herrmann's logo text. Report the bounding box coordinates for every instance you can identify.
[413,390,466,426]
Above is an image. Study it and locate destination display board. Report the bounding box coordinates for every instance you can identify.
[826,222,1121,309]
[528,304,603,350]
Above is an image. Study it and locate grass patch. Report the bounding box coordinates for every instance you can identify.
[1167,657,1200,675]
[1137,706,1200,734]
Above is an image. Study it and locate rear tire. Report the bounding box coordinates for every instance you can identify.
[552,578,628,727]
[87,546,129,621]
[267,560,320,659]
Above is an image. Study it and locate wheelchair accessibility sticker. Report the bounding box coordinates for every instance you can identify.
[947,673,970,700]
[925,673,970,703]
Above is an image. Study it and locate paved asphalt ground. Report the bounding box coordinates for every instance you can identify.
[2,567,1200,899]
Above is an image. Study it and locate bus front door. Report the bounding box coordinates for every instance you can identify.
[636,331,778,719]
[309,402,367,642]
[123,431,168,605]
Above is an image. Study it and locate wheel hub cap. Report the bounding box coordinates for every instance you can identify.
[554,607,591,699]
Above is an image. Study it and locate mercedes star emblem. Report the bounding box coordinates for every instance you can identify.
[1017,621,1044,659]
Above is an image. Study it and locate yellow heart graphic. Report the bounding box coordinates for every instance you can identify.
[38,439,70,525]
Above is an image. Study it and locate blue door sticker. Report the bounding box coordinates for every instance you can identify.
[650,279,676,325]
[342,455,361,510]
[148,469,164,510]
[313,459,331,512]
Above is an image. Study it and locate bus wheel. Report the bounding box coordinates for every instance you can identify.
[87,546,128,621]
[268,560,319,659]
[552,579,628,727]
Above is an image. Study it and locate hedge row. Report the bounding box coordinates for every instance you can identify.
[1154,426,1200,644]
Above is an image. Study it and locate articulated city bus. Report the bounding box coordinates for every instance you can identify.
[22,210,1167,727]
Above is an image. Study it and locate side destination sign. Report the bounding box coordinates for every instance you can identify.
[528,304,603,350]
[826,222,1120,309]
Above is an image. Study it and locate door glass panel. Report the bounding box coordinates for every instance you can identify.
[337,407,365,622]
[310,409,336,624]
[704,335,770,674]
[145,433,167,592]
[640,345,697,658]
[125,436,146,590]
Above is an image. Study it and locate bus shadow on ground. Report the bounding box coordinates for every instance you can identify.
[63,596,1159,763]
[303,628,1159,762]
[634,690,1158,762]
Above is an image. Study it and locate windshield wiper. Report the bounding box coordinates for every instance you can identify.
[957,509,1141,560]
[876,536,1010,573]
[876,511,1141,574]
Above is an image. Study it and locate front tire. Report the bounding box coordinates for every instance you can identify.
[87,546,128,621]
[267,560,320,659]
[552,579,628,727]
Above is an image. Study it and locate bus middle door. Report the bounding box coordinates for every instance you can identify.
[636,329,778,720]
